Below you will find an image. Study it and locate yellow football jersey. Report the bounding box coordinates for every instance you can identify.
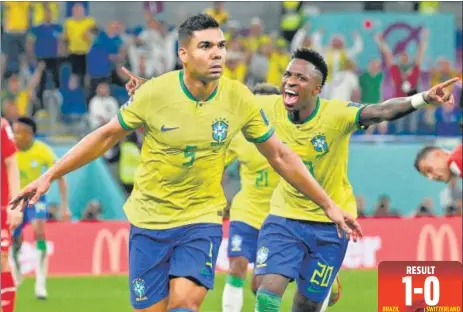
[117,70,274,229]
[225,95,280,229]
[267,96,365,222]
[17,140,57,188]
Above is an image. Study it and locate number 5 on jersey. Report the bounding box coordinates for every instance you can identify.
[183,145,197,167]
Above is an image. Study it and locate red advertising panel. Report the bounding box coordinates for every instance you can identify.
[17,217,461,276]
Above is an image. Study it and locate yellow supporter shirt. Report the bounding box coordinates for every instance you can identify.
[64,17,96,54]
[204,8,229,25]
[17,140,57,188]
[266,96,365,222]
[267,52,290,86]
[223,63,248,84]
[225,95,280,229]
[117,70,274,229]
[3,2,30,33]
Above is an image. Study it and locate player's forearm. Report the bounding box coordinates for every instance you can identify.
[359,97,417,127]
[5,156,21,199]
[269,146,335,211]
[45,121,127,182]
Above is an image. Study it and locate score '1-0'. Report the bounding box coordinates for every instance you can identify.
[402,275,440,306]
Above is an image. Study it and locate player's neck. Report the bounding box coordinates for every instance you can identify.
[289,97,319,124]
[182,72,218,102]
[20,140,34,151]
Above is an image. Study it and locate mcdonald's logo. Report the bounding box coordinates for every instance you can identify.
[92,228,129,275]
[416,224,460,261]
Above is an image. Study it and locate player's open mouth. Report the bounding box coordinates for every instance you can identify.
[284,89,299,105]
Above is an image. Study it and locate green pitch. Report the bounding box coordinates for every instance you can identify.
[16,270,377,311]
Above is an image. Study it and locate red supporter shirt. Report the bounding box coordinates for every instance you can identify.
[1,118,17,207]
[390,64,420,97]
[448,144,462,178]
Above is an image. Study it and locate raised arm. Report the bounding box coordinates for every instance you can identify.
[374,33,393,68]
[358,77,460,128]
[415,28,428,66]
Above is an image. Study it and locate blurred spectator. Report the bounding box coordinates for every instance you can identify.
[65,1,89,17]
[27,7,63,107]
[434,101,462,136]
[119,132,141,195]
[375,30,428,134]
[81,200,103,221]
[224,20,241,42]
[415,197,434,217]
[88,82,119,130]
[356,195,366,218]
[321,32,363,82]
[32,2,59,26]
[244,17,265,53]
[2,63,46,117]
[430,57,461,89]
[290,22,323,53]
[1,98,20,123]
[266,38,290,87]
[246,35,272,85]
[1,2,31,76]
[204,2,229,26]
[414,1,440,14]
[373,195,399,217]
[324,58,359,102]
[375,30,428,97]
[280,1,303,43]
[359,59,383,104]
[87,21,126,98]
[59,74,87,116]
[131,16,169,78]
[223,40,247,83]
[64,3,97,87]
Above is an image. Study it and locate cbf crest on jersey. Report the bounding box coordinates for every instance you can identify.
[211,118,229,147]
[311,133,329,158]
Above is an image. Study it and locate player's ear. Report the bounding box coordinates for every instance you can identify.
[312,85,322,96]
[178,47,188,64]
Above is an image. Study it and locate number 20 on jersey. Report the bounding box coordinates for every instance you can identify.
[378,261,462,312]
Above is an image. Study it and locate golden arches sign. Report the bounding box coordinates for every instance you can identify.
[92,228,129,275]
[416,224,460,261]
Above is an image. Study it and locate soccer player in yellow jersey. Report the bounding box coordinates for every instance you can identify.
[253,48,459,312]
[222,84,280,312]
[11,117,69,299]
[10,15,362,312]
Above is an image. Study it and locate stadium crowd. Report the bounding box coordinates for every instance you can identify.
[1,1,462,220]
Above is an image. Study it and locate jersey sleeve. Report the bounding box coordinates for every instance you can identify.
[336,100,368,134]
[117,79,153,131]
[240,88,275,143]
[1,121,17,159]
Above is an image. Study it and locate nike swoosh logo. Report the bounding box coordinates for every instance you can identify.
[161,125,179,132]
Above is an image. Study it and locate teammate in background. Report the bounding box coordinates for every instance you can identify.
[1,117,22,312]
[9,15,361,312]
[222,83,341,312]
[253,49,458,312]
[414,143,462,181]
[221,83,280,312]
[11,116,70,299]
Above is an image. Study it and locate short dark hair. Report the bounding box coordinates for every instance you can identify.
[292,48,328,87]
[414,146,440,171]
[16,116,37,135]
[178,14,220,44]
[252,83,280,95]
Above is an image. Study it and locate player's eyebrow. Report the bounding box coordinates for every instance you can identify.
[197,40,227,47]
